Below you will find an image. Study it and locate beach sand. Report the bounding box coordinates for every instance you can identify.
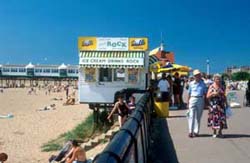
[0,88,106,163]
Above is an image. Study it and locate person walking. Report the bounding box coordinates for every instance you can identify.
[65,85,69,99]
[166,74,173,106]
[207,74,228,138]
[187,69,207,138]
[246,79,250,106]
[157,73,170,102]
[173,72,181,108]
[107,95,129,128]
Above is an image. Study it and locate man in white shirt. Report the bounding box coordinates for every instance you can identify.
[187,69,207,138]
[204,75,213,88]
[157,73,170,101]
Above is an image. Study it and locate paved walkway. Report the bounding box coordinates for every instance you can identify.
[154,90,250,163]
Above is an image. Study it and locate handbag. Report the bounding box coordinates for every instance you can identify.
[225,106,233,118]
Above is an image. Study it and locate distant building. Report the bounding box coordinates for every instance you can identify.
[226,66,250,74]
[149,42,175,66]
[154,50,175,63]
[0,63,78,87]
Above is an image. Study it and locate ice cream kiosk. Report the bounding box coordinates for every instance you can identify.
[78,37,149,109]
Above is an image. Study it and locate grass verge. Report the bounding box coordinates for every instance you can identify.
[41,112,112,152]
[41,113,94,152]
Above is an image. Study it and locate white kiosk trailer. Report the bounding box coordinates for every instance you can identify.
[78,37,149,110]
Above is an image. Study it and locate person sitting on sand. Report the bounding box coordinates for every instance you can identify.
[66,140,87,163]
[49,140,73,163]
[0,153,8,163]
[63,96,75,105]
[37,104,56,111]
[52,97,63,101]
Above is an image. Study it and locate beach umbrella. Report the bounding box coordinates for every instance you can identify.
[150,62,191,76]
[171,63,191,72]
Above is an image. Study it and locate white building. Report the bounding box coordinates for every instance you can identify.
[0,63,78,78]
[0,63,79,87]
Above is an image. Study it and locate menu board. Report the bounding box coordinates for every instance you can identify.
[128,68,139,84]
[85,68,96,82]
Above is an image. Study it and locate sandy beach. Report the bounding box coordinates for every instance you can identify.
[0,88,104,163]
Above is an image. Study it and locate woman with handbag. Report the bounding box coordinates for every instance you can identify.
[206,74,228,138]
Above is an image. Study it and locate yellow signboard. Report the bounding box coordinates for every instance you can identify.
[129,38,148,51]
[78,37,148,51]
[78,37,97,51]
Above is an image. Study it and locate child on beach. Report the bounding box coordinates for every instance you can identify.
[128,96,136,115]
[107,95,129,128]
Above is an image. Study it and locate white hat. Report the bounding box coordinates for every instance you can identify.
[193,69,201,76]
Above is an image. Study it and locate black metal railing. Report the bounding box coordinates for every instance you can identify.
[93,92,152,163]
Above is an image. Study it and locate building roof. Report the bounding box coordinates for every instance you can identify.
[154,50,175,63]
[25,62,35,69]
[0,63,78,69]
[58,63,68,69]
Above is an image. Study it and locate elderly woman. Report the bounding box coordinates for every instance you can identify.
[206,74,228,138]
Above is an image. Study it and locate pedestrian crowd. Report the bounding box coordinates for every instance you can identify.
[154,68,232,138]
[105,67,246,139]
[186,69,230,138]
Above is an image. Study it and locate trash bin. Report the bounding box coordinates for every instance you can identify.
[154,91,169,117]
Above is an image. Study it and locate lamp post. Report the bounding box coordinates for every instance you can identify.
[206,59,210,75]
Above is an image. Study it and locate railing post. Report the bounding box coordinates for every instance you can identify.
[93,92,152,163]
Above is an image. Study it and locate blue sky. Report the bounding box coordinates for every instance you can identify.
[0,0,249,73]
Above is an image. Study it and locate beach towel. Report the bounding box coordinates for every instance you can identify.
[0,114,14,119]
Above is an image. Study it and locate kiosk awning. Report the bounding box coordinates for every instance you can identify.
[149,55,160,65]
[79,51,145,68]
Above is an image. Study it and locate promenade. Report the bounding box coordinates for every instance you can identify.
[152,90,250,163]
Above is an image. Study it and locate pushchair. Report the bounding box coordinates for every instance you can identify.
[226,91,241,108]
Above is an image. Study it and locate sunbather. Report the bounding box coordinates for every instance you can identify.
[66,140,87,163]
[37,104,56,111]
[49,140,73,163]
[63,96,75,105]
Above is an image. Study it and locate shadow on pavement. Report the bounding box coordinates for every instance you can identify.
[196,134,212,138]
[168,115,186,119]
[222,134,250,139]
[148,118,179,163]
[195,133,250,139]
